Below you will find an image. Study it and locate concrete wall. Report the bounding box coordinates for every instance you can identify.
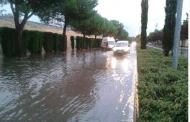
[180,39,188,47]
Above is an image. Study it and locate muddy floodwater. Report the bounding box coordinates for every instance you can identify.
[0,45,137,122]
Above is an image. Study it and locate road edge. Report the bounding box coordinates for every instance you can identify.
[134,46,139,122]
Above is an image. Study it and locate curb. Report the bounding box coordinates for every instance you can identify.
[135,47,139,121]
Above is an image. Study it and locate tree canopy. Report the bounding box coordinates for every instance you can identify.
[181,13,188,40]
[148,29,163,42]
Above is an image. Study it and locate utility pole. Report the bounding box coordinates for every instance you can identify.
[172,0,183,70]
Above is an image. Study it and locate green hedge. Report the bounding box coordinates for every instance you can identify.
[43,32,54,52]
[76,36,80,49]
[0,27,68,56]
[87,38,95,49]
[57,35,67,52]
[80,37,84,49]
[95,39,102,48]
[53,33,59,52]
[27,31,43,54]
[90,38,95,48]
[62,35,67,52]
[0,27,18,57]
[137,47,188,121]
[58,34,62,52]
[22,30,29,54]
[70,36,74,50]
[76,37,98,49]
[76,36,84,50]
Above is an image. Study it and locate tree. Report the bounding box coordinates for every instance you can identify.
[141,0,149,49]
[85,12,103,43]
[113,21,129,40]
[162,0,177,56]
[148,29,163,42]
[39,0,98,51]
[0,0,54,57]
[70,10,97,48]
[180,13,188,47]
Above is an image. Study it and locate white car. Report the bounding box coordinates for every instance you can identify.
[113,41,130,55]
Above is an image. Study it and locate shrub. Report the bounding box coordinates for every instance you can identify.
[76,36,80,49]
[58,34,63,52]
[89,38,94,48]
[53,33,59,52]
[70,36,74,50]
[76,36,84,49]
[95,39,102,48]
[27,31,43,54]
[22,30,30,54]
[137,46,188,121]
[85,38,89,49]
[80,37,84,49]
[0,27,18,57]
[63,35,67,51]
[43,32,54,52]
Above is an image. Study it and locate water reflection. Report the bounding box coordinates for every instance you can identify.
[122,58,129,72]
[103,52,135,121]
[0,49,103,121]
[0,48,137,122]
[111,57,117,69]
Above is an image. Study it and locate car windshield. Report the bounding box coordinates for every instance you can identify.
[108,41,115,45]
[115,43,128,47]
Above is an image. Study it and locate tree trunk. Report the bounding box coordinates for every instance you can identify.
[94,34,97,48]
[62,16,68,52]
[164,50,169,56]
[16,28,25,57]
[15,16,26,57]
[13,3,28,57]
[83,32,86,49]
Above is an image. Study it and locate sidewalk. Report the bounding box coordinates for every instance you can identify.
[147,45,188,58]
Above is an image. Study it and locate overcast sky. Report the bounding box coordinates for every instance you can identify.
[1,0,189,37]
[95,0,189,37]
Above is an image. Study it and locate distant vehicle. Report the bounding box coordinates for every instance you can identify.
[113,41,130,55]
[101,37,115,50]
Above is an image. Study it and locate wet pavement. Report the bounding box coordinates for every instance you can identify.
[0,45,137,122]
[147,45,188,58]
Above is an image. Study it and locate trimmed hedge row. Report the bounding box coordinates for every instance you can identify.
[70,36,74,50]
[0,27,102,57]
[0,27,18,57]
[0,27,67,57]
[75,36,101,49]
[27,30,43,54]
[137,47,188,121]
[43,32,54,52]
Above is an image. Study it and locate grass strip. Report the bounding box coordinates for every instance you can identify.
[137,46,188,122]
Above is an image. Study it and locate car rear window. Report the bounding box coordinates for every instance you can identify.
[115,43,128,47]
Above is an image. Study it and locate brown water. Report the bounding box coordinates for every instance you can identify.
[0,46,137,122]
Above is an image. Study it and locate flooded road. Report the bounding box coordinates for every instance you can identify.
[0,45,137,122]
